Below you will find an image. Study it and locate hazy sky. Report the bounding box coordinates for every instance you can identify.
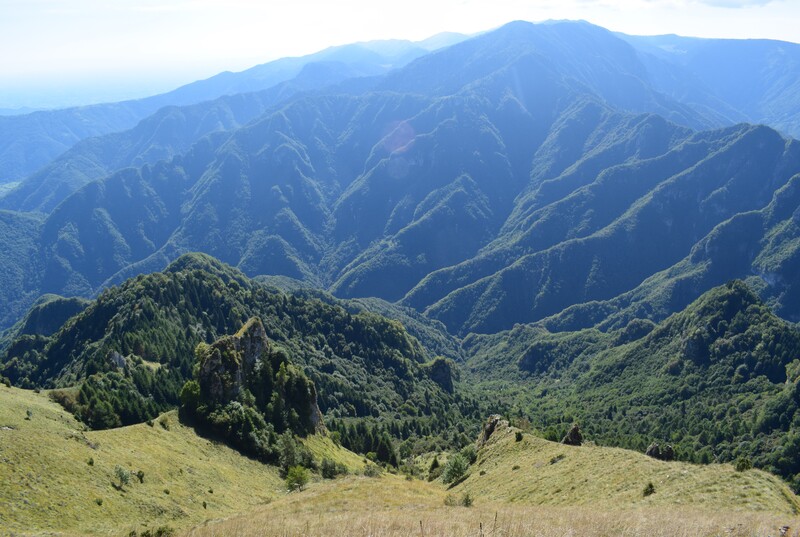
[1,0,799,108]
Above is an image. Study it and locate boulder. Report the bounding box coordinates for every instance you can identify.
[561,424,583,446]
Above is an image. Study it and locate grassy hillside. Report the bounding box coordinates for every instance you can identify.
[0,384,351,537]
[3,381,798,536]
[183,428,800,537]
[453,422,799,513]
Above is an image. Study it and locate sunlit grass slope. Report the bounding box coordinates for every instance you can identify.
[184,473,800,537]
[183,422,800,537]
[0,385,284,536]
[452,423,800,513]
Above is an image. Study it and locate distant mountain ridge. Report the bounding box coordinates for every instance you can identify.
[0,34,467,185]
[1,20,800,342]
[621,33,800,139]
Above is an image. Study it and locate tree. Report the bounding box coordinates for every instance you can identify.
[442,454,469,484]
[179,380,201,414]
[285,465,309,491]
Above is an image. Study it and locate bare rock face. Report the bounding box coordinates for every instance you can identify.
[198,318,269,404]
[309,395,325,433]
[477,414,509,449]
[561,423,583,446]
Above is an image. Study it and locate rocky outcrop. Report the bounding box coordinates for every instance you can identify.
[477,414,508,449]
[423,357,456,394]
[195,317,324,433]
[197,317,270,404]
[645,442,675,461]
[561,424,583,446]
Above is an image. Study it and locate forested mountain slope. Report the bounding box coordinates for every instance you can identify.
[3,21,800,341]
[463,281,800,489]
[0,253,472,450]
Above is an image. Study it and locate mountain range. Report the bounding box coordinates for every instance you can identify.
[2,21,800,337]
[0,33,467,186]
[3,18,800,493]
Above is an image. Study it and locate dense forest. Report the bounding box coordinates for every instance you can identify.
[0,254,481,459]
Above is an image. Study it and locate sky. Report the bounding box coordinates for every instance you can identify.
[1,0,799,109]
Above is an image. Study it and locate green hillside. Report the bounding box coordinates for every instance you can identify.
[0,385,284,536]
[3,369,799,536]
[464,280,800,489]
[0,384,368,537]
[182,422,800,537]
[1,253,474,452]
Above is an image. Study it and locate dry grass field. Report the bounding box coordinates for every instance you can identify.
[3,383,799,537]
[454,424,800,513]
[182,474,800,537]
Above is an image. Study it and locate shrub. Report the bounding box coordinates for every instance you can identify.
[735,457,753,472]
[94,498,103,506]
[643,482,656,497]
[428,464,443,481]
[140,527,175,537]
[179,380,201,414]
[50,389,79,414]
[442,454,468,484]
[115,465,131,489]
[277,432,315,477]
[321,457,347,479]
[363,463,381,477]
[87,457,94,466]
[158,416,170,430]
[512,465,520,471]
[444,492,474,507]
[321,457,336,479]
[286,465,310,491]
